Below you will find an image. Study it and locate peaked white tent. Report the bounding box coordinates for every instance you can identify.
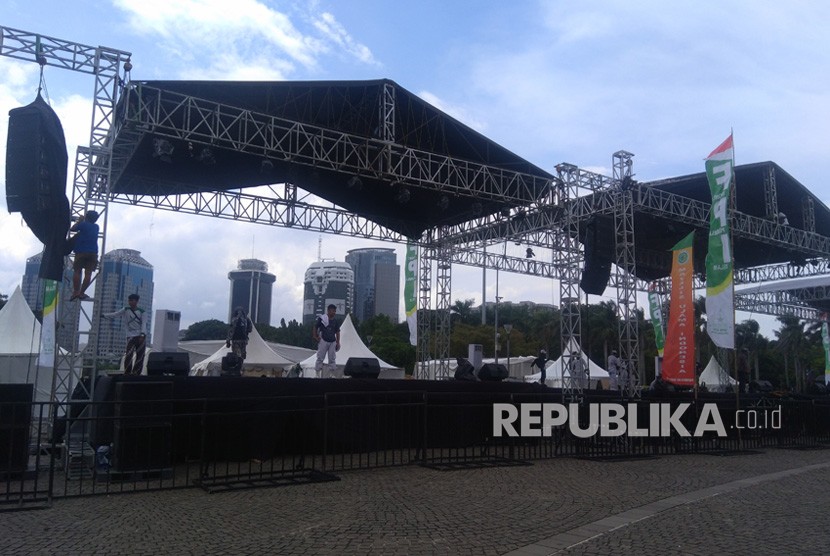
[524,340,609,388]
[699,355,737,393]
[0,286,52,401]
[299,314,401,377]
[190,324,294,377]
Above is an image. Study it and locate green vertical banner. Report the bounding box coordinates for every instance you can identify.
[704,134,735,349]
[38,279,58,368]
[647,282,665,357]
[404,242,418,346]
[822,319,830,386]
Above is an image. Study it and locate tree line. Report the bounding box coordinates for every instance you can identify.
[180,296,825,390]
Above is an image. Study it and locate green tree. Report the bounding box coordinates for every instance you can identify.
[0,293,7,312]
[183,319,228,340]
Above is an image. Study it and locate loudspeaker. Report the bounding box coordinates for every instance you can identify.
[0,384,33,475]
[112,422,172,472]
[147,352,190,377]
[478,363,508,382]
[344,357,381,379]
[6,95,71,281]
[112,381,173,472]
[114,381,174,424]
[749,380,774,393]
[580,222,611,295]
[220,352,243,376]
[454,358,477,381]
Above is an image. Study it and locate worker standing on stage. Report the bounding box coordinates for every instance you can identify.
[312,304,341,378]
[607,350,620,391]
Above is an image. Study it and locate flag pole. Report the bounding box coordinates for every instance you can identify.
[729,128,742,450]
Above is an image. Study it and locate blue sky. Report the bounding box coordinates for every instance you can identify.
[1,1,829,332]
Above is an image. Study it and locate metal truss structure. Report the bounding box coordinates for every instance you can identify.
[612,151,640,398]
[5,25,830,398]
[556,164,584,397]
[1,27,132,408]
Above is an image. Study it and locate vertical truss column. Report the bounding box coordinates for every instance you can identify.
[612,151,640,398]
[555,164,582,397]
[416,237,434,379]
[803,197,816,233]
[763,165,779,220]
[434,233,453,380]
[57,48,130,405]
[379,82,396,142]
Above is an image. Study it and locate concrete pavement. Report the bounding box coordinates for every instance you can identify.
[2,448,829,555]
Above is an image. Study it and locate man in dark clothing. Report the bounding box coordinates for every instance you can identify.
[533,349,548,385]
[312,304,341,378]
[737,348,750,393]
[226,307,253,360]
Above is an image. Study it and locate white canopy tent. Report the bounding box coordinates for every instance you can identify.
[699,355,737,393]
[0,286,52,401]
[190,324,294,377]
[523,340,609,389]
[299,314,402,377]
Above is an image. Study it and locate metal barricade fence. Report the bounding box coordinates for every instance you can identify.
[2,392,830,511]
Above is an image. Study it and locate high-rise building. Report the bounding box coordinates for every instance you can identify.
[302,261,354,325]
[90,249,154,358]
[345,248,400,324]
[21,252,78,350]
[228,259,275,326]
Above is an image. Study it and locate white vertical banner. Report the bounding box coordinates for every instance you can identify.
[704,134,735,349]
[38,279,58,368]
[404,242,418,346]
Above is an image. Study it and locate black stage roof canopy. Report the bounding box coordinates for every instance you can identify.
[111,79,554,238]
[585,162,830,282]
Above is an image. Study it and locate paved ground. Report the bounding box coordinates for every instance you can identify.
[2,448,830,555]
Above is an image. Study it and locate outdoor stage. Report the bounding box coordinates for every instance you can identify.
[73,374,824,467]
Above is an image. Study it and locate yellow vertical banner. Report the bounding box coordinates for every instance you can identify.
[663,232,695,386]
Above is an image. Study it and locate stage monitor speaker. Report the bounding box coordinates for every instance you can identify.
[749,379,774,393]
[147,352,190,377]
[478,363,508,382]
[0,384,34,475]
[344,357,381,379]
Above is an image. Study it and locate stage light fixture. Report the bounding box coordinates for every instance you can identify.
[260,159,274,173]
[471,202,483,216]
[438,195,449,210]
[152,138,174,163]
[347,176,363,190]
[199,147,215,165]
[396,186,411,204]
[501,208,511,218]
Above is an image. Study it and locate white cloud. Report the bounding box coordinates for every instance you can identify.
[113,0,376,80]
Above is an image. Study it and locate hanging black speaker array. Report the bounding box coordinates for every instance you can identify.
[580,222,612,296]
[5,94,71,281]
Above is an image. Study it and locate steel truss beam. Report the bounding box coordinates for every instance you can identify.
[107,184,409,242]
[113,84,552,205]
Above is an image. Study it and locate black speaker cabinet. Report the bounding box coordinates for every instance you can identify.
[0,384,34,475]
[344,357,381,379]
[478,363,508,382]
[147,352,190,377]
[580,221,612,295]
[114,381,174,425]
[111,422,172,472]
